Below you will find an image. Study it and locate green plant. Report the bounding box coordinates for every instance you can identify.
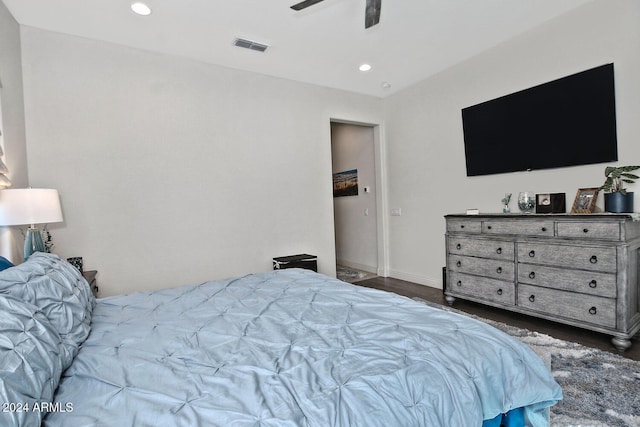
[599,165,640,194]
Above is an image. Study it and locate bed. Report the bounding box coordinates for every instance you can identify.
[0,253,561,426]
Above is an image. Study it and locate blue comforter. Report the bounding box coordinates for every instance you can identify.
[44,269,561,426]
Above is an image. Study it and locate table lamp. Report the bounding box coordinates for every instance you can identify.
[0,188,63,261]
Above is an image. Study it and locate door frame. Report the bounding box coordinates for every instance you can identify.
[330,118,388,277]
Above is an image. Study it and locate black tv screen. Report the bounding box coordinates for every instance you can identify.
[462,63,618,176]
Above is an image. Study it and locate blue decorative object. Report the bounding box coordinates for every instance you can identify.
[0,256,13,271]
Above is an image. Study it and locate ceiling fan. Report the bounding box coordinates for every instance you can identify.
[290,0,381,29]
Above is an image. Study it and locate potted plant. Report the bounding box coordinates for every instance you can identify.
[599,165,640,213]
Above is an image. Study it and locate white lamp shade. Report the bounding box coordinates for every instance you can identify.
[0,188,63,226]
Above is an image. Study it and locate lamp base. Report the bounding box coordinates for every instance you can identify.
[24,227,45,261]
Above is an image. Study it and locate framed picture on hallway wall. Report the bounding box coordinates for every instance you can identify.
[333,169,358,197]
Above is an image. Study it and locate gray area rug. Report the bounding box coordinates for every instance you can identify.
[413,298,640,427]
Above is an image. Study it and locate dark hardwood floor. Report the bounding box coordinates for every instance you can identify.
[355,276,640,361]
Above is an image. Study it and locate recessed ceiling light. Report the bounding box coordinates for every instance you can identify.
[359,64,372,72]
[131,2,152,16]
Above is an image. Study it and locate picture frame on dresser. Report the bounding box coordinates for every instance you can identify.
[571,187,599,213]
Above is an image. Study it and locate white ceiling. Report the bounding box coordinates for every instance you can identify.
[2,0,593,98]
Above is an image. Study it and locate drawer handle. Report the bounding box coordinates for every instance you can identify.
[590,255,598,264]
[589,280,597,288]
[529,250,536,258]
[583,228,589,233]
[496,247,502,255]
[541,227,547,232]
[460,224,465,229]
[456,261,462,267]
[456,280,462,287]
[487,225,492,230]
[528,295,535,303]
[529,272,536,279]
[496,267,502,274]
[589,306,597,315]
[456,243,462,250]
[497,288,503,295]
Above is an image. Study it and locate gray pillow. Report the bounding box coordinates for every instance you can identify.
[0,253,94,368]
[0,295,65,427]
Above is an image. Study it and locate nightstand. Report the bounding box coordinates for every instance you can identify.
[82,270,99,297]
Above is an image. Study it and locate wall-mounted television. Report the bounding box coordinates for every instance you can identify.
[461,63,618,177]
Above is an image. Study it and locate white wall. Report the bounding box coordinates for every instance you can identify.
[331,122,378,273]
[0,1,28,262]
[0,1,27,187]
[383,0,640,288]
[13,0,640,295]
[20,27,384,296]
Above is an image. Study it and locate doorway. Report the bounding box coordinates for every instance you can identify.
[330,121,382,282]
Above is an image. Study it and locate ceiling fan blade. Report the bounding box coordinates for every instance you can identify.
[364,0,381,28]
[291,0,325,11]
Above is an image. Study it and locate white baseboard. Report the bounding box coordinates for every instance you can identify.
[387,269,442,290]
[336,260,377,275]
[337,262,443,291]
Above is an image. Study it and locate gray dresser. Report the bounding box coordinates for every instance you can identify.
[445,213,640,351]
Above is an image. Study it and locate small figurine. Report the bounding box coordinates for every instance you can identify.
[502,193,512,213]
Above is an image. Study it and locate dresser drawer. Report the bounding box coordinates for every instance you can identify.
[557,221,621,241]
[518,284,616,328]
[447,219,482,233]
[448,271,515,305]
[448,254,514,281]
[517,242,616,272]
[483,219,554,237]
[517,264,616,298]
[448,237,514,261]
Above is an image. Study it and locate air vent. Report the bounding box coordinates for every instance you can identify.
[233,38,269,53]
